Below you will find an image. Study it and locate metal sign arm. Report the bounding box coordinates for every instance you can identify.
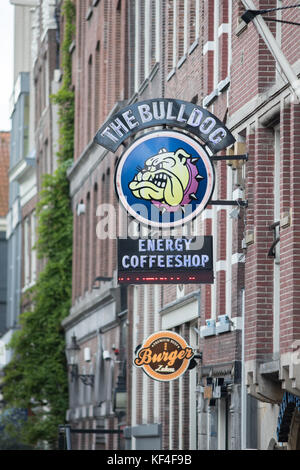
[211,154,248,162]
[209,200,248,208]
[241,0,300,102]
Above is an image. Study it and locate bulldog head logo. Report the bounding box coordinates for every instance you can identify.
[128,147,203,210]
[115,130,215,228]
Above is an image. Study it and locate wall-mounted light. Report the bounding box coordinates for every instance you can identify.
[66,334,94,386]
[103,350,112,361]
[76,203,86,216]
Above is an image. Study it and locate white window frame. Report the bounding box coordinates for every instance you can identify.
[31,211,37,284]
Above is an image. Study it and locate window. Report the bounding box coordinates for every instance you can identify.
[24,217,30,288]
[85,193,90,292]
[92,183,98,286]
[31,212,37,284]
[189,0,200,49]
[177,0,185,60]
[272,126,280,354]
[167,0,200,78]
[135,0,161,91]
[94,41,101,134]
[87,54,93,142]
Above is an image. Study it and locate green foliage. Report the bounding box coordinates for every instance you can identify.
[51,0,75,164]
[2,0,75,449]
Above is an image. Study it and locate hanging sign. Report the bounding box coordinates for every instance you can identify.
[94,98,235,153]
[115,130,215,228]
[118,235,213,284]
[134,331,194,382]
[277,392,300,442]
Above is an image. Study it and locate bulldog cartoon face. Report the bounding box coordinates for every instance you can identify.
[129,148,198,207]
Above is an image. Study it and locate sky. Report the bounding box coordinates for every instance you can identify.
[0,1,14,131]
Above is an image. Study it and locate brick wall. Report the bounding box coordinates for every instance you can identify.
[280,103,300,353]
[73,0,128,161]
[72,148,121,301]
[244,127,275,361]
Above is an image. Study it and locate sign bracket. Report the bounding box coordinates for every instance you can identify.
[211,153,248,162]
[209,199,248,208]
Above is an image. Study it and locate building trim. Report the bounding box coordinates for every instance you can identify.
[203,41,215,55]
[0,217,7,232]
[159,290,200,330]
[228,60,300,133]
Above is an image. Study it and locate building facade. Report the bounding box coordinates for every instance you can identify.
[62,0,129,450]
[233,0,300,451]
[64,0,243,450]
[1,0,59,381]
[2,0,300,451]
[64,0,300,451]
[4,1,34,364]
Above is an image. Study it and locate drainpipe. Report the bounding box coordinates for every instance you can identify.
[241,0,300,102]
[241,288,246,449]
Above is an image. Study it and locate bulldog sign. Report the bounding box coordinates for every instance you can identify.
[115,130,215,228]
[94,98,236,284]
[95,98,235,229]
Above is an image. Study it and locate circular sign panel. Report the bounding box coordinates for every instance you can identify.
[115,130,215,228]
[134,331,194,382]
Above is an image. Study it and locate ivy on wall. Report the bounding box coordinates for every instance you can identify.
[2,0,75,449]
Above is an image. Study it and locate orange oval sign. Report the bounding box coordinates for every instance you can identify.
[134,331,194,381]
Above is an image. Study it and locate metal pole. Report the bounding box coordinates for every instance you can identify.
[58,425,66,450]
[241,288,247,449]
[241,0,300,102]
[65,425,72,450]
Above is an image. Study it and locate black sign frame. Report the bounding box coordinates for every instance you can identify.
[95,98,235,154]
[117,236,214,284]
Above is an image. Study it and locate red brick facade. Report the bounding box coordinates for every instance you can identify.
[65,0,300,450]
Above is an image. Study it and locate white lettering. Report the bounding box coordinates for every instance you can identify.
[157,255,165,267]
[101,126,119,143]
[187,108,203,127]
[149,255,156,268]
[152,101,166,120]
[122,255,130,268]
[131,255,139,268]
[122,110,139,130]
[183,254,191,267]
[166,255,174,267]
[156,239,164,251]
[166,102,176,120]
[199,117,216,134]
[139,239,146,251]
[177,104,187,122]
[147,239,156,251]
[174,239,184,251]
[110,118,129,137]
[202,254,209,266]
[138,104,153,123]
[184,238,193,250]
[209,127,227,144]
[165,239,174,251]
[140,255,148,268]
[192,255,201,266]
[175,255,183,267]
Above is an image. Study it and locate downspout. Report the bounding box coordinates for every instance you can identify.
[241,288,246,449]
